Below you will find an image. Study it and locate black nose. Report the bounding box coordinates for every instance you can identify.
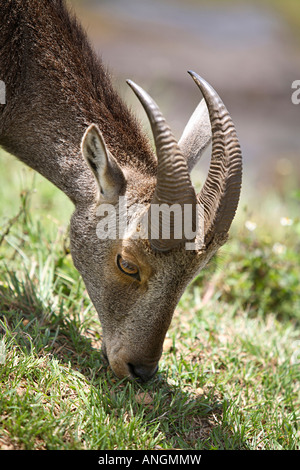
[128,363,158,382]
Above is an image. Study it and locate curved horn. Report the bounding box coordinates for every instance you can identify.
[188,72,242,244]
[127,79,197,252]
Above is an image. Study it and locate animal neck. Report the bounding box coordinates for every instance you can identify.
[0,0,156,205]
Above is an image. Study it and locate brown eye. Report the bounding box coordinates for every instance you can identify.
[116,254,141,281]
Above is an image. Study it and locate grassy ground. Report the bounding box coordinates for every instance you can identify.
[0,151,299,450]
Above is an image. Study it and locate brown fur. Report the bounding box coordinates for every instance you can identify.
[0,1,238,382]
[0,0,156,203]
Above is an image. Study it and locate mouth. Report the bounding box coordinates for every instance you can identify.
[101,342,159,382]
[128,362,159,382]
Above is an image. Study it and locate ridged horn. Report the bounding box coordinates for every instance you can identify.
[188,71,242,244]
[127,79,197,252]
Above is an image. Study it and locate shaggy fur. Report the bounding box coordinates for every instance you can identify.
[0,0,156,203]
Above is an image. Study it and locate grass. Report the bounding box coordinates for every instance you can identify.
[0,151,299,450]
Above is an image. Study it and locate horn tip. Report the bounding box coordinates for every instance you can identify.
[187,71,209,90]
[126,78,135,89]
[126,79,148,103]
[187,71,221,108]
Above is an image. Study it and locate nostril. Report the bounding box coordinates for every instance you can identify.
[127,363,137,378]
[128,363,158,382]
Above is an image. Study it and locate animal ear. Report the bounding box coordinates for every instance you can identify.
[81,124,126,203]
[178,98,211,173]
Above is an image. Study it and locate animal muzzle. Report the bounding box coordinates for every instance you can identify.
[102,341,161,382]
[127,362,159,382]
